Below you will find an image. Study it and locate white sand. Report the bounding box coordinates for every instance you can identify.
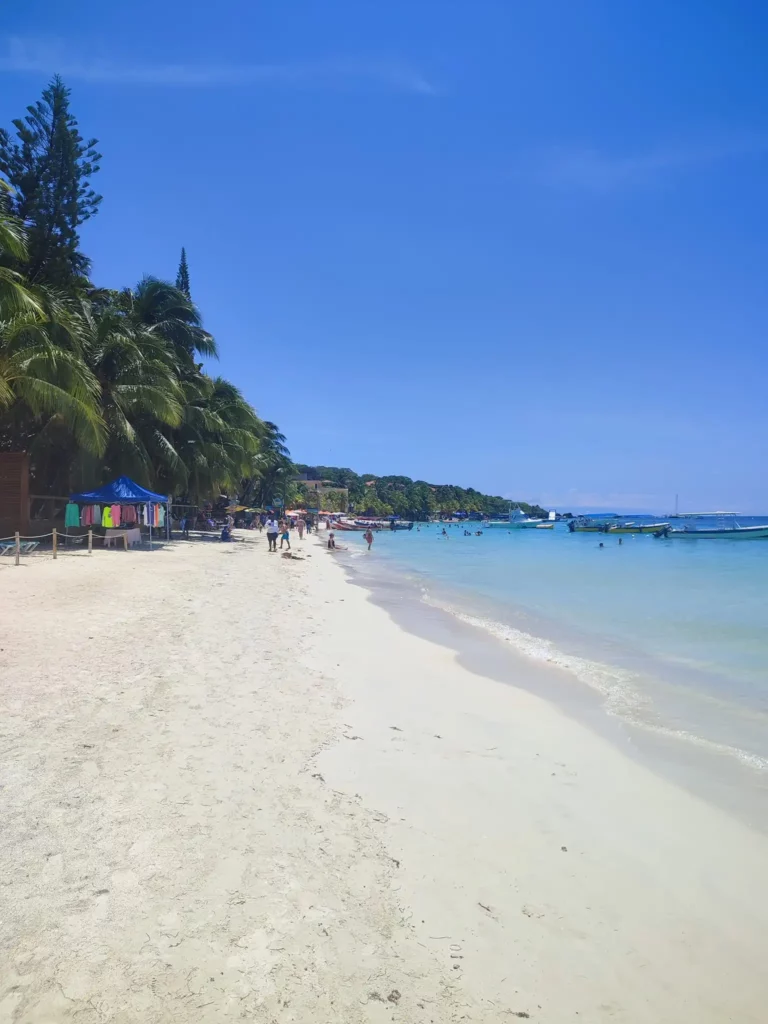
[1,536,767,1022]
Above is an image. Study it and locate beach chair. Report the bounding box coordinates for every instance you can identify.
[0,539,39,556]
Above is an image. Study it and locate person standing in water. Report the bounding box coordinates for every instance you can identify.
[363,528,374,551]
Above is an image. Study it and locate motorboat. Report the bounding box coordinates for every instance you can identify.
[607,521,669,534]
[486,504,542,528]
[656,513,768,539]
[567,515,615,533]
[334,519,369,531]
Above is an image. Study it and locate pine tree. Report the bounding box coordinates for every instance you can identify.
[175,247,191,297]
[0,75,101,287]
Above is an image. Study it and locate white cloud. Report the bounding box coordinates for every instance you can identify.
[0,36,437,95]
[537,137,768,190]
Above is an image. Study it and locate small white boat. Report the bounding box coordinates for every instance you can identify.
[509,506,541,528]
[485,508,541,527]
[483,504,544,528]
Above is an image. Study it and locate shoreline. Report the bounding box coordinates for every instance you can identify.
[2,535,768,1021]
[318,536,768,1021]
[334,534,768,832]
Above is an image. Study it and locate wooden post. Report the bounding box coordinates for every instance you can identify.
[88,528,92,554]
[52,527,57,559]
[14,531,20,566]
[123,532,128,552]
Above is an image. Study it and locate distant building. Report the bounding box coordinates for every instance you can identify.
[294,473,349,511]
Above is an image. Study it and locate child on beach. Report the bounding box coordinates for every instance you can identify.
[280,521,291,550]
[327,532,336,549]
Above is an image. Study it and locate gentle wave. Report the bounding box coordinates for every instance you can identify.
[421,590,768,773]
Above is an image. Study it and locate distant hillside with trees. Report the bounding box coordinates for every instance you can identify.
[293,465,547,519]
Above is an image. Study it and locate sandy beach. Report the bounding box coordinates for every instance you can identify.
[2,535,767,1023]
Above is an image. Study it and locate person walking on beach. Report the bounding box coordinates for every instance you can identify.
[363,528,374,551]
[280,519,291,550]
[266,517,279,552]
[297,517,305,540]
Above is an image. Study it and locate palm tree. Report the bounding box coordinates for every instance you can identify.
[69,296,184,486]
[156,375,263,500]
[1,78,291,508]
[241,421,293,508]
[0,181,42,316]
[0,293,104,468]
[120,276,217,364]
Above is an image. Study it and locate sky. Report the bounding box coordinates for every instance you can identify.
[2,1,767,512]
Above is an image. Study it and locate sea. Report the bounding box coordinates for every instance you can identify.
[335,517,768,828]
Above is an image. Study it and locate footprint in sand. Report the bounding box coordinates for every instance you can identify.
[521,904,545,919]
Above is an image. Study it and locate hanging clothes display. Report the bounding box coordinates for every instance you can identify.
[68,495,167,537]
[80,504,101,527]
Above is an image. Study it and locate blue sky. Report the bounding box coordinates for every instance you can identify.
[2,1,767,512]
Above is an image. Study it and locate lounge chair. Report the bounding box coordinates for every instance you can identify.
[0,540,40,556]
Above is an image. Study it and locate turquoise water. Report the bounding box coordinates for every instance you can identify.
[339,521,768,774]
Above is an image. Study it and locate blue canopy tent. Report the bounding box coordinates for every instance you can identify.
[70,476,170,545]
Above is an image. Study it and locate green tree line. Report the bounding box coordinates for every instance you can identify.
[0,76,291,504]
[294,466,547,520]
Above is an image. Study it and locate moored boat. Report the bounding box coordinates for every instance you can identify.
[607,522,669,534]
[486,504,543,528]
[567,516,614,533]
[333,519,368,531]
[660,524,768,539]
[655,513,768,539]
